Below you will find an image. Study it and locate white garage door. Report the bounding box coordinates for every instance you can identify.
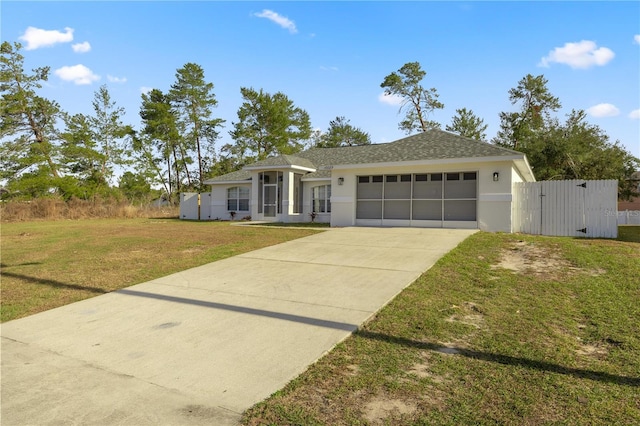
[356,172,477,227]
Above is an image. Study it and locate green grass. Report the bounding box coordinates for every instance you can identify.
[618,225,640,243]
[243,230,640,425]
[0,219,321,322]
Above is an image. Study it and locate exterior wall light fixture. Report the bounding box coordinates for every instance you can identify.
[338,177,344,185]
[493,172,500,182]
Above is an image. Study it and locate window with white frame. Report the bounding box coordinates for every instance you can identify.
[227,186,250,211]
[312,185,331,213]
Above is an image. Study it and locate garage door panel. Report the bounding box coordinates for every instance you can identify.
[413,181,442,199]
[357,181,382,199]
[384,200,410,220]
[412,200,442,220]
[384,182,411,199]
[357,201,382,219]
[444,180,477,199]
[444,200,476,221]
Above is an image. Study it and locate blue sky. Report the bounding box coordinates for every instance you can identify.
[3,1,639,161]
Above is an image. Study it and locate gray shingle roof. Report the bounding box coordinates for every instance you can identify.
[301,169,331,180]
[295,130,522,167]
[245,154,316,169]
[203,169,251,183]
[386,130,523,160]
[205,130,526,184]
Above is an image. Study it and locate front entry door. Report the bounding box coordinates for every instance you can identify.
[263,184,277,217]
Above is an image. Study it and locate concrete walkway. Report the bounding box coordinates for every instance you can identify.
[1,227,476,425]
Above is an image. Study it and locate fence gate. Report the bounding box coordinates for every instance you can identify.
[512,180,618,238]
[199,193,212,220]
[180,192,199,220]
[180,192,212,220]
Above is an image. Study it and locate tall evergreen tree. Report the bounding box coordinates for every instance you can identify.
[380,61,444,134]
[89,85,131,184]
[138,88,185,199]
[169,63,224,189]
[1,41,64,197]
[229,87,312,162]
[118,171,153,204]
[60,113,106,196]
[493,74,561,150]
[315,116,371,147]
[494,74,638,199]
[445,108,488,141]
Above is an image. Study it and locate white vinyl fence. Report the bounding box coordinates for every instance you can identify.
[512,180,618,238]
[617,210,640,225]
[179,192,212,220]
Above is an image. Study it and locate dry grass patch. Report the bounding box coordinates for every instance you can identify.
[491,239,609,281]
[1,197,178,221]
[362,395,417,425]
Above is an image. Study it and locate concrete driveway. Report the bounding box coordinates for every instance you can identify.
[1,227,476,425]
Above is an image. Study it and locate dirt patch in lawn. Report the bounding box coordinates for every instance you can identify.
[576,343,609,358]
[492,240,570,275]
[491,240,604,278]
[445,301,485,329]
[408,351,450,384]
[362,395,417,424]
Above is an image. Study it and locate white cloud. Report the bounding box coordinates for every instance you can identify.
[54,64,100,85]
[634,35,640,45]
[629,109,640,119]
[586,103,620,118]
[378,92,404,107]
[19,26,74,50]
[539,40,614,69]
[140,86,153,94]
[320,66,338,72]
[107,75,127,83]
[72,41,91,53]
[254,9,297,34]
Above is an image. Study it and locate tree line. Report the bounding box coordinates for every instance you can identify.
[1,41,637,204]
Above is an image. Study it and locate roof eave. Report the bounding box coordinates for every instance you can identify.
[204,179,252,185]
[514,156,536,182]
[243,165,316,172]
[331,155,529,170]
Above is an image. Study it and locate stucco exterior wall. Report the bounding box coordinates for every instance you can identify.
[284,171,315,223]
[209,183,251,221]
[476,162,516,233]
[507,165,526,233]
